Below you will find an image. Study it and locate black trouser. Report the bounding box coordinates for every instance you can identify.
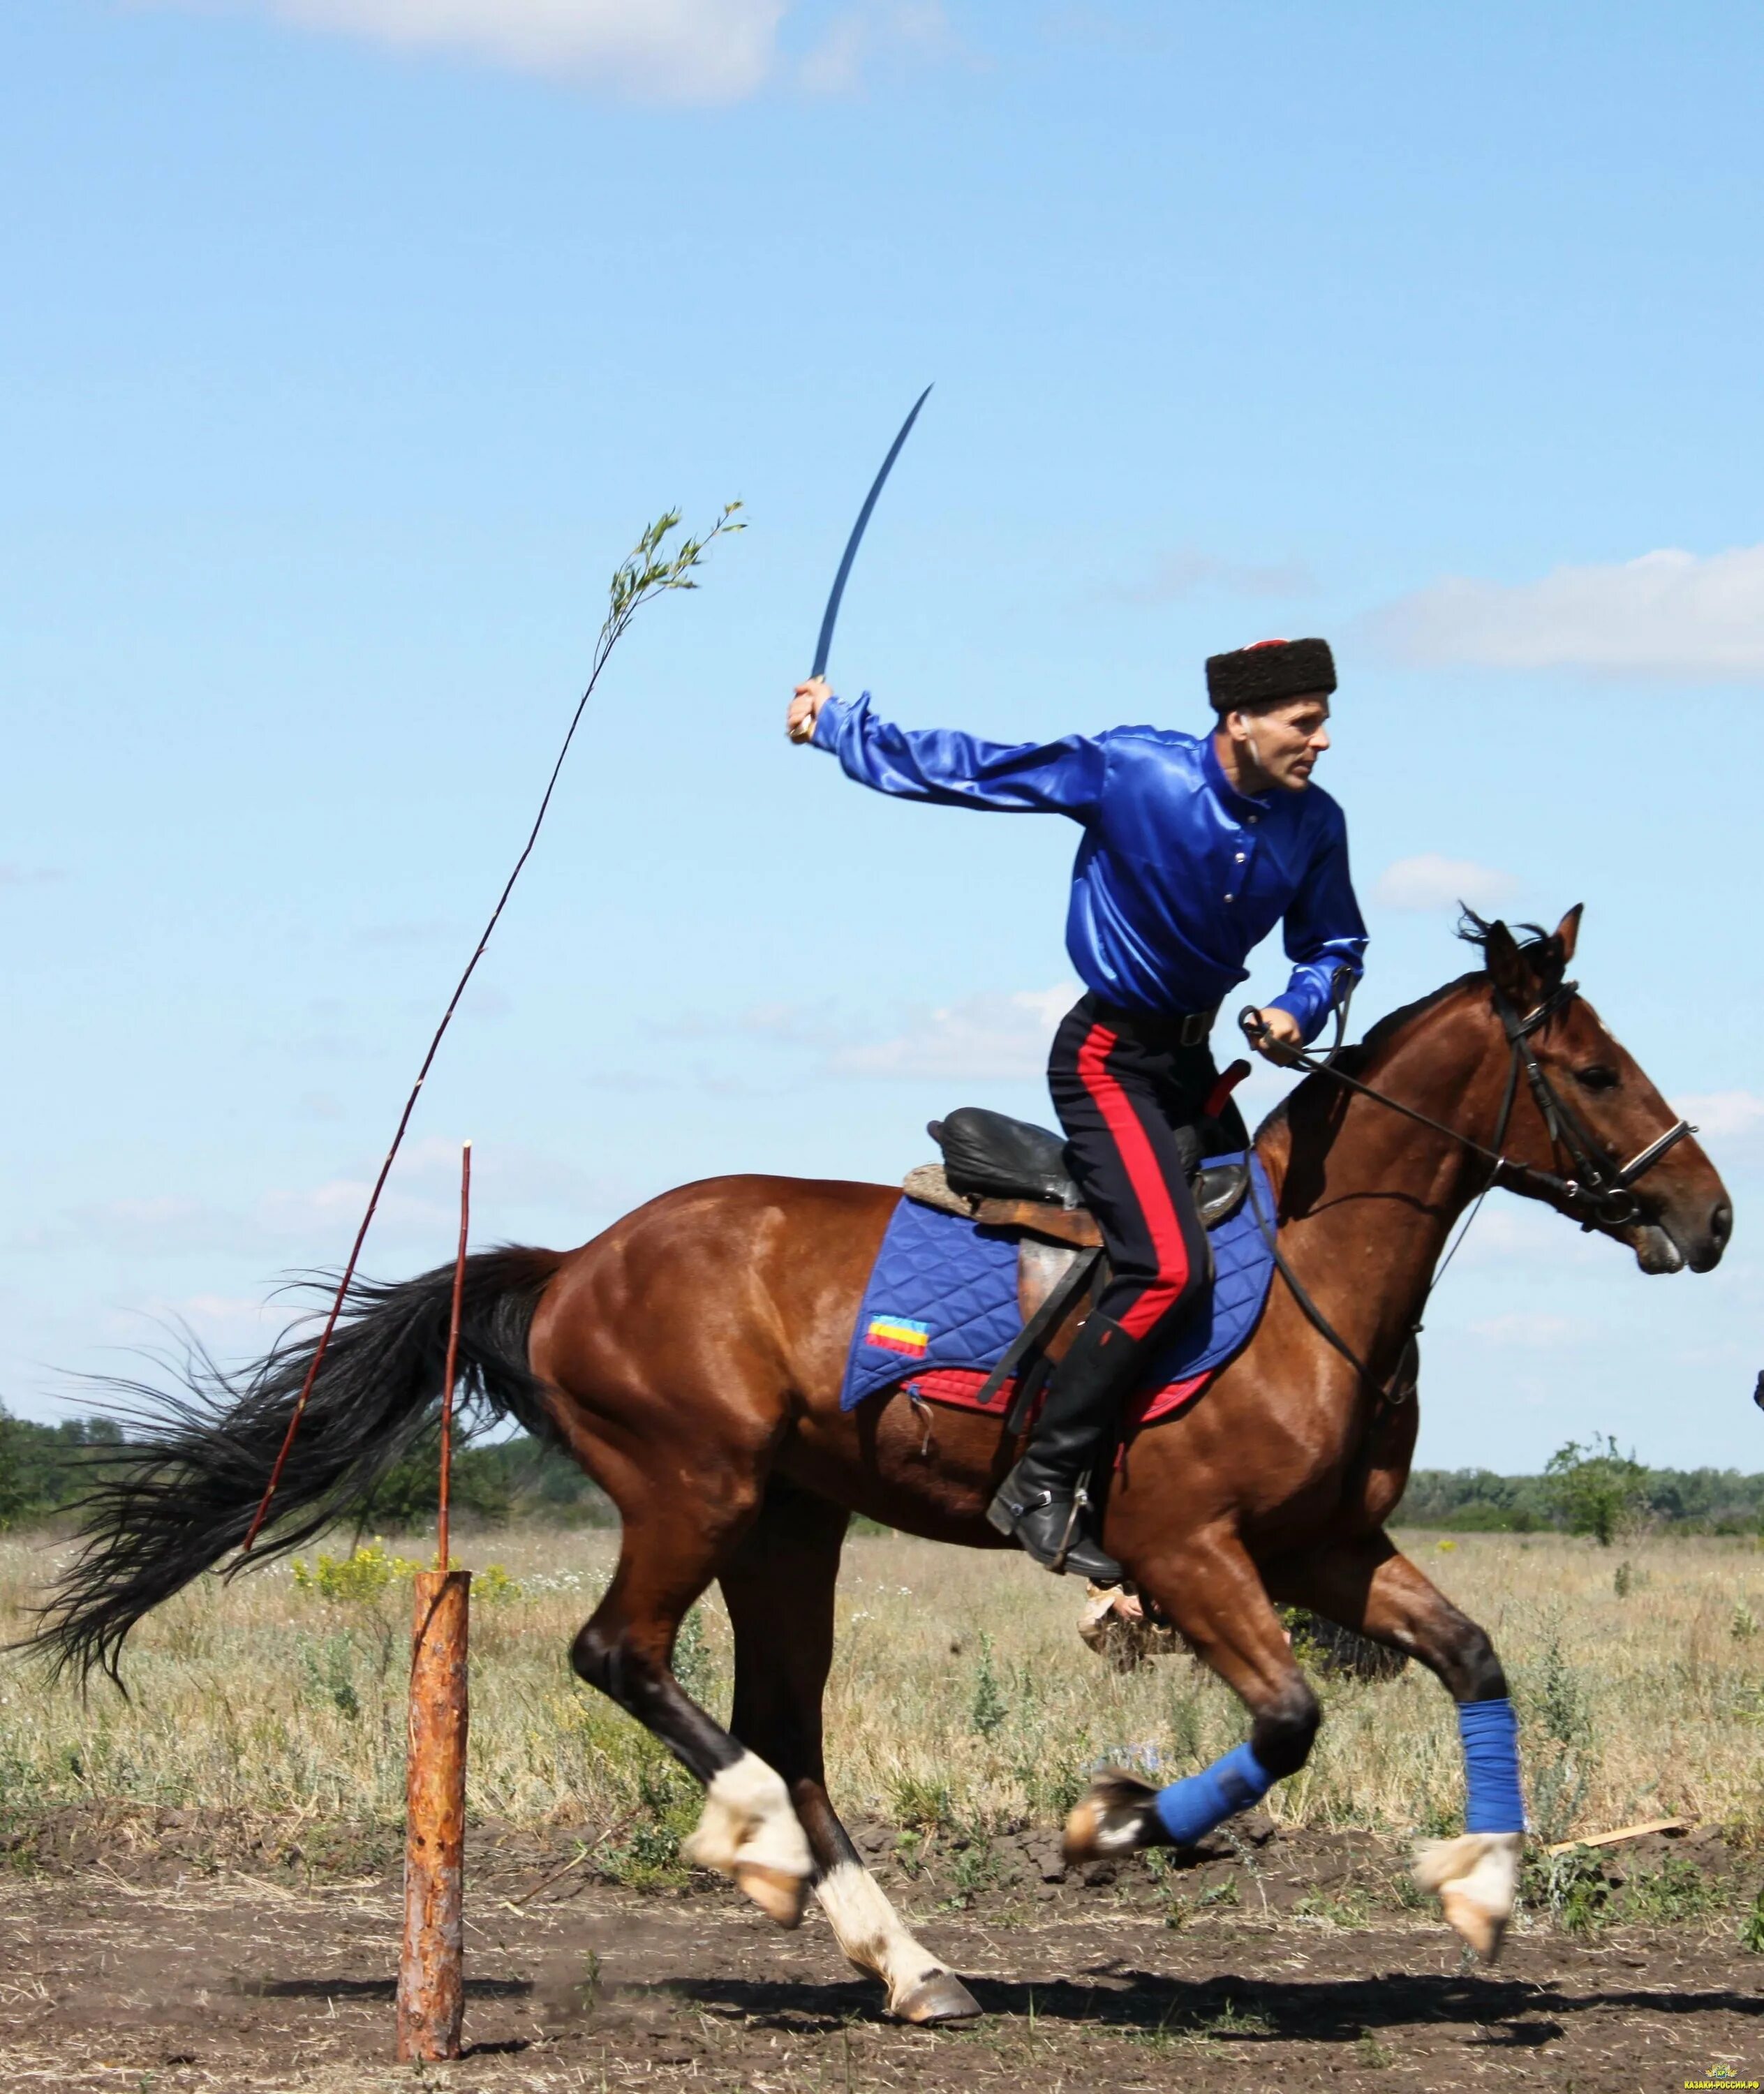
[1040,994,1247,1428]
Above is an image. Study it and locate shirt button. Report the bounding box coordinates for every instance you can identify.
[1235,851,1245,862]
[1248,815,1259,825]
[1224,892,1235,903]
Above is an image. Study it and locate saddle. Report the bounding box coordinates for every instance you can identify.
[905,1105,1251,1249]
[896,1108,1257,1429]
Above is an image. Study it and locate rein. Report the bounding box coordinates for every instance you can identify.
[1238,974,1697,1405]
[1242,977,1696,1233]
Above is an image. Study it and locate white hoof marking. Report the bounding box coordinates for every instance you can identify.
[1414,1831,1522,1959]
[682,1751,813,1884]
[1063,1772,1158,1864]
[815,1857,959,2015]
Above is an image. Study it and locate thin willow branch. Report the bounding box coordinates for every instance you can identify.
[239,505,745,1552]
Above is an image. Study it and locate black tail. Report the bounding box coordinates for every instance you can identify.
[28,1245,562,1685]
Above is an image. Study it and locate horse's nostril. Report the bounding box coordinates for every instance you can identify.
[1711,1201,1733,1249]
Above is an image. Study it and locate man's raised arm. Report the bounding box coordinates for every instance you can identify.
[788,678,1106,819]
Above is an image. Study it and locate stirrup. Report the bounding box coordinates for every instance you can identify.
[1047,1488,1090,1575]
[987,1471,1122,1582]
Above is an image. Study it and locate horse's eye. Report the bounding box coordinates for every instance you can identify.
[1574,1065,1619,1092]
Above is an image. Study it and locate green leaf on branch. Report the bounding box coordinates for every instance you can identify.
[600,502,744,648]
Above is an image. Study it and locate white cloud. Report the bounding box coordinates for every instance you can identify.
[693,984,1079,1081]
[137,0,790,103]
[258,1173,454,1242]
[1373,544,1764,681]
[799,3,958,94]
[1036,5,1170,50]
[671,983,1317,1101]
[1116,549,1315,607]
[122,1291,296,1358]
[264,1133,606,1224]
[1452,1202,1604,1270]
[14,1195,240,1258]
[1675,1090,1764,1143]
[1372,854,1519,913]
[826,983,1079,1082]
[1467,1311,1587,1346]
[8,1134,609,1263]
[139,0,959,101]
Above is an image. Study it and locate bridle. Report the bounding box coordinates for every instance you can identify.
[1488,979,1695,1231]
[1236,968,1698,1402]
[1243,971,1696,1235]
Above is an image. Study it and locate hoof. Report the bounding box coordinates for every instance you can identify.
[1414,1832,1520,1964]
[734,1860,810,1929]
[891,1970,983,2024]
[1441,1885,1507,1963]
[1062,1769,1159,1864]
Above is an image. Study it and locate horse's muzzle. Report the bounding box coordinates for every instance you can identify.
[1630,1195,1730,1275]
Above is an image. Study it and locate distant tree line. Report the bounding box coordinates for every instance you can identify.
[1393,1438,1764,1540]
[1,1405,1758,1541]
[0,1404,616,1534]
[0,1409,125,1527]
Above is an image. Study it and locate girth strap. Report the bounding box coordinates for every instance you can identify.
[1245,1161,1416,1406]
[968,1245,1104,1425]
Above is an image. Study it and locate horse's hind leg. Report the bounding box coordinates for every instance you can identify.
[571,1502,813,1928]
[718,1479,981,2026]
[1268,1531,1522,1960]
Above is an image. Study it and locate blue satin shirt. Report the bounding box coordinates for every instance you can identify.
[813,693,1367,1040]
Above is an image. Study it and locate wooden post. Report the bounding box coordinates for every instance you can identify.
[435,1140,471,1576]
[396,1140,473,2063]
[396,1568,471,2061]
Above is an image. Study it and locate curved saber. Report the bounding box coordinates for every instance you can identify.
[810,384,933,680]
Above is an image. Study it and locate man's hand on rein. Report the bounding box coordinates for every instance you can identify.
[1249,1006,1304,1064]
[787,676,832,743]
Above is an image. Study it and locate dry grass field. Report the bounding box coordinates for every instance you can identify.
[2,1524,1761,1848]
[2,1524,1763,2091]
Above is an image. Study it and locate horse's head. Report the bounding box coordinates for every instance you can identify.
[1472,905,1731,1275]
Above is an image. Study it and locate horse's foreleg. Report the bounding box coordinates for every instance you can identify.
[1269,1532,1523,1959]
[718,1480,981,2025]
[1066,1527,1319,1862]
[571,1496,814,1929]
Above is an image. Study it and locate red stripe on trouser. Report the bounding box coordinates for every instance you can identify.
[1074,1021,1193,1341]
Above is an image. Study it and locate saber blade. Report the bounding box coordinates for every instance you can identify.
[810,384,933,680]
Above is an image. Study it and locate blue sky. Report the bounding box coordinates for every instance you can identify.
[4,0,1761,1471]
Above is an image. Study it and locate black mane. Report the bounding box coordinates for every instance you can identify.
[1453,906,1555,963]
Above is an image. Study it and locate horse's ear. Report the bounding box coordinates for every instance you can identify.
[1481,919,1534,1007]
[1553,904,1583,965]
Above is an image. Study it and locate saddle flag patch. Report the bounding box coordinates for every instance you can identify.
[864,1314,932,1357]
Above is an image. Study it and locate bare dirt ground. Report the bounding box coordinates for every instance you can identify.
[2,1813,1760,2093]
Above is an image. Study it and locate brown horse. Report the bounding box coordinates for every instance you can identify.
[36,909,1730,2023]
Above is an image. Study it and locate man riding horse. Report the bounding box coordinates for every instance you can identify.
[789,636,1368,1582]
[38,708,1729,2014]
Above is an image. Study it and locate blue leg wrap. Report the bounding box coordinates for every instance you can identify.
[1458,1698,1525,1833]
[1152,1740,1276,1847]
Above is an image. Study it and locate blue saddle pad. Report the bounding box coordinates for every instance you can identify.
[840,1154,1276,1412]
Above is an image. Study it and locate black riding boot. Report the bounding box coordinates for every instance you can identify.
[986,1312,1137,1581]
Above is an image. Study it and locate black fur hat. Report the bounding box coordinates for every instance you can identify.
[1206,637,1336,713]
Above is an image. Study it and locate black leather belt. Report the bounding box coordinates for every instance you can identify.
[1089,999,1218,1049]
